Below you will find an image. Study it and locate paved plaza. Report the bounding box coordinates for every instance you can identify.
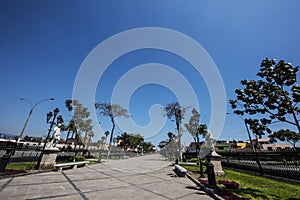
[0,154,213,200]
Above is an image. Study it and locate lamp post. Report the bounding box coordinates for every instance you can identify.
[196,126,205,179]
[35,108,63,170]
[19,97,54,142]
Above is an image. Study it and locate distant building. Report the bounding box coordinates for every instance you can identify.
[214,141,232,153]
[253,138,291,151]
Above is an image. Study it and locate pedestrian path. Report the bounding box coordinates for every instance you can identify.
[0,154,213,200]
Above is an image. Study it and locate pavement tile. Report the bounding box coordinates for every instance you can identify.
[139,178,197,199]
[73,177,131,193]
[0,154,213,200]
[85,185,168,200]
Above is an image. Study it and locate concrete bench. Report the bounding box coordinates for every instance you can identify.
[174,164,187,177]
[54,161,89,172]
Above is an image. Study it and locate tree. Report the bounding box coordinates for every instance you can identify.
[87,130,94,144]
[184,109,207,153]
[81,119,93,147]
[99,136,106,149]
[140,141,155,153]
[167,132,175,142]
[184,108,207,177]
[230,58,300,142]
[65,100,93,149]
[269,129,300,148]
[64,119,77,145]
[158,140,168,149]
[23,135,31,142]
[95,102,129,158]
[164,102,186,160]
[116,132,143,151]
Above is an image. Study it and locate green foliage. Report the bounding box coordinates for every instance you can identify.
[117,132,144,150]
[183,164,300,200]
[167,132,175,142]
[184,108,201,138]
[140,141,155,153]
[180,164,206,172]
[186,157,198,163]
[221,168,300,200]
[75,155,85,161]
[68,155,85,162]
[6,162,36,171]
[230,58,300,142]
[164,102,186,133]
[269,129,300,148]
[65,100,93,146]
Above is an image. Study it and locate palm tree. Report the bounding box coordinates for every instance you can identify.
[64,119,77,145]
[164,102,186,160]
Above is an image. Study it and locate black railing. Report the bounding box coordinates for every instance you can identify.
[219,149,300,182]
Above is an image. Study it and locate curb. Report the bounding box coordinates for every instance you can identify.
[0,169,54,180]
[185,172,224,200]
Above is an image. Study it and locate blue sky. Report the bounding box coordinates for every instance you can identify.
[1,1,300,147]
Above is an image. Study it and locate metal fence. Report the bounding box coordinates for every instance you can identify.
[219,149,300,182]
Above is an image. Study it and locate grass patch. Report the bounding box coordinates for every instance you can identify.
[181,164,206,172]
[181,164,300,200]
[6,162,36,171]
[222,169,300,200]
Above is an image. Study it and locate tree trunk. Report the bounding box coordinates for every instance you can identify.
[107,117,115,159]
[83,131,88,149]
[65,130,71,145]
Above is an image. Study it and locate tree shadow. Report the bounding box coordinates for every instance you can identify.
[234,187,280,200]
[185,186,208,196]
[167,173,177,177]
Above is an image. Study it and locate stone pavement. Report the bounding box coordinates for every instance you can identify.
[0,154,213,200]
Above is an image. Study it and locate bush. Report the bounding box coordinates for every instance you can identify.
[74,155,85,161]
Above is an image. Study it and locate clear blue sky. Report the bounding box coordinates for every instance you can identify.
[1,0,300,147]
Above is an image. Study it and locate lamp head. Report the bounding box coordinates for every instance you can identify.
[47,112,53,123]
[57,115,64,124]
[53,108,59,116]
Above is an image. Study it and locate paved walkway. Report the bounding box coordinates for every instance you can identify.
[0,154,213,200]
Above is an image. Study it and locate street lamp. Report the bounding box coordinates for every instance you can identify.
[19,97,54,142]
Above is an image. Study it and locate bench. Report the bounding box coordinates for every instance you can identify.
[174,164,187,177]
[54,161,89,172]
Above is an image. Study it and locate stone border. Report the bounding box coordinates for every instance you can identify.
[0,169,54,180]
[186,172,224,200]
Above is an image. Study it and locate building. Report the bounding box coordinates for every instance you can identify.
[253,138,291,151]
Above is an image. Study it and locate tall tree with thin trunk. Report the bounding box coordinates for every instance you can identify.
[184,108,207,177]
[164,102,186,160]
[95,102,129,158]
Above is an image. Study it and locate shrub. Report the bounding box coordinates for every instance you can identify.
[5,169,27,175]
[75,155,85,161]
[199,179,242,200]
